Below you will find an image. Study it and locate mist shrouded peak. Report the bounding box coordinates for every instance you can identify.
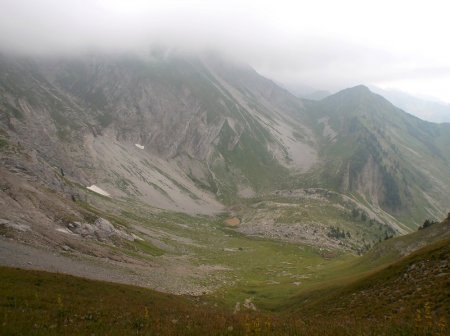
[1,0,450,108]
[344,85,371,93]
[326,85,372,99]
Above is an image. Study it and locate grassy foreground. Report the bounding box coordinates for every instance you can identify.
[1,236,448,335]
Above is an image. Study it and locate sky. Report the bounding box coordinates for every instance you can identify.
[1,0,450,109]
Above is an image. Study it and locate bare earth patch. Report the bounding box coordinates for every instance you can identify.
[224,217,240,226]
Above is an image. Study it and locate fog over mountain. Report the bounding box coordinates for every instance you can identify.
[1,0,450,116]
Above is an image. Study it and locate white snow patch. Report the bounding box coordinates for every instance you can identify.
[135,144,145,149]
[86,185,111,197]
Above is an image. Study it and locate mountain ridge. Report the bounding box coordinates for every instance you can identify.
[303,84,450,228]
[1,52,449,232]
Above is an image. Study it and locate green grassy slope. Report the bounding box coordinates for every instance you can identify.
[1,226,448,335]
[361,219,450,267]
[290,234,449,335]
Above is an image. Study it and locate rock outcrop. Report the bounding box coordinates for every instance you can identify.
[67,218,134,242]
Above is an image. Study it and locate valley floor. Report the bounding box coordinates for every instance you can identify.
[0,234,448,335]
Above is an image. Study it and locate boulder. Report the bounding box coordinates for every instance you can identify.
[94,218,115,240]
[67,217,134,241]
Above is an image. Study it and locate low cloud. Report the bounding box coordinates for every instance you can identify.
[1,0,450,103]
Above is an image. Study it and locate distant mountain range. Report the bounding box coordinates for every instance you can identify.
[284,82,450,123]
[369,86,450,123]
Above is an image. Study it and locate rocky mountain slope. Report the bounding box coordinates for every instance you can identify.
[1,51,449,249]
[302,86,450,229]
[0,53,317,212]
